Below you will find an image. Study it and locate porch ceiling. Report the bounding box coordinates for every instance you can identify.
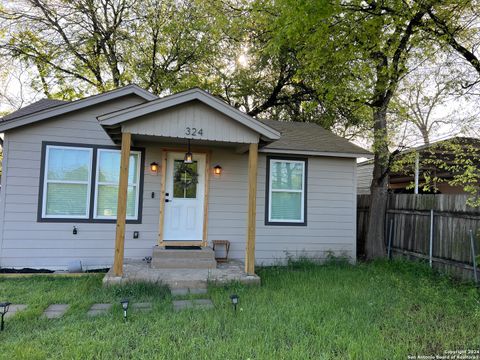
[126,133,262,150]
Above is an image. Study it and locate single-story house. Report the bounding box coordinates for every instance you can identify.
[357,137,480,195]
[0,85,370,274]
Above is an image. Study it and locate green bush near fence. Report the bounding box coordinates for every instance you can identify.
[0,259,478,359]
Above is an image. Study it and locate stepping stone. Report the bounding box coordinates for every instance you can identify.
[173,300,193,311]
[173,299,214,311]
[42,304,69,319]
[171,288,207,296]
[5,304,27,319]
[87,303,112,317]
[193,299,214,309]
[132,302,152,312]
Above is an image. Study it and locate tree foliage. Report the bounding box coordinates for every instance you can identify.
[391,138,480,206]
[0,0,339,125]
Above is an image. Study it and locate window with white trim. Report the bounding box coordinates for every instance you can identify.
[267,158,306,225]
[40,144,143,222]
[42,146,93,218]
[94,149,141,220]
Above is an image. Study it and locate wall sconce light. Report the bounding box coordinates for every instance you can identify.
[120,299,129,321]
[184,139,193,164]
[213,165,222,175]
[229,294,239,312]
[150,162,159,174]
[0,302,11,331]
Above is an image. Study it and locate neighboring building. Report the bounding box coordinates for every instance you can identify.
[357,137,480,195]
[0,85,370,271]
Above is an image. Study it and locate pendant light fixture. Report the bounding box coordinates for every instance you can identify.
[184,139,193,164]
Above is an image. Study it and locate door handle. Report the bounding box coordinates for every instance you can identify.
[165,199,171,203]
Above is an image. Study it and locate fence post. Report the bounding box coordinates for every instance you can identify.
[429,209,434,268]
[469,229,478,285]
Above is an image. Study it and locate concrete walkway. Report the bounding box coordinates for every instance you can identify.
[87,304,112,317]
[42,304,70,319]
[4,298,215,319]
[102,260,261,289]
[173,299,214,311]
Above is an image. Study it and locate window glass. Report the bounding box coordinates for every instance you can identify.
[268,159,305,223]
[173,160,197,199]
[46,183,89,216]
[96,185,137,217]
[270,192,302,220]
[41,145,142,221]
[44,146,92,217]
[98,151,138,183]
[47,147,90,182]
[270,162,303,190]
[95,150,140,219]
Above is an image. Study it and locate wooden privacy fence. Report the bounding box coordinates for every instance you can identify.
[357,194,480,282]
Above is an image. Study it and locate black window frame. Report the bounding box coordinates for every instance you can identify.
[265,155,308,226]
[37,141,145,224]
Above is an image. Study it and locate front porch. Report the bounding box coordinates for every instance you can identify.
[102,258,261,289]
[98,89,281,284]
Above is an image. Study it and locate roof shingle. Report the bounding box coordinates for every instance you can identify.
[259,119,371,156]
[0,99,68,122]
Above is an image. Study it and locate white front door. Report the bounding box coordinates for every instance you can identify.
[164,152,205,241]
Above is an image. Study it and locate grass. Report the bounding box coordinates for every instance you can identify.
[0,259,479,360]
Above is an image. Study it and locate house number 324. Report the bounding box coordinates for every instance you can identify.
[185,127,203,136]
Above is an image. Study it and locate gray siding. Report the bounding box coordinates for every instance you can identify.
[0,95,157,270]
[0,99,357,269]
[208,150,357,264]
[122,101,259,144]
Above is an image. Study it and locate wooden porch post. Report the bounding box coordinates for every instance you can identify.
[157,150,168,246]
[245,143,258,275]
[113,132,131,276]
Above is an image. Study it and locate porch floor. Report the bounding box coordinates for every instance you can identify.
[102,259,260,289]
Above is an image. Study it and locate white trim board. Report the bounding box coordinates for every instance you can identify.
[0,85,157,133]
[98,88,281,141]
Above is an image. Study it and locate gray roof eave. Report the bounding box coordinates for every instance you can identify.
[0,85,157,133]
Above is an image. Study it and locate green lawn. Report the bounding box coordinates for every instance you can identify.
[0,260,478,360]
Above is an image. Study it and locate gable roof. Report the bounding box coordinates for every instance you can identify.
[0,85,370,158]
[0,84,157,133]
[1,99,68,122]
[259,119,372,158]
[98,88,281,141]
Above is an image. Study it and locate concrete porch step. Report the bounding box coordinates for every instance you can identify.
[152,246,215,260]
[164,278,208,290]
[151,259,216,269]
[151,246,217,270]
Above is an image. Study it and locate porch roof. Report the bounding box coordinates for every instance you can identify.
[97,88,281,141]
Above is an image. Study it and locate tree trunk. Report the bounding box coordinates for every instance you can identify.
[419,126,430,145]
[365,105,389,259]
